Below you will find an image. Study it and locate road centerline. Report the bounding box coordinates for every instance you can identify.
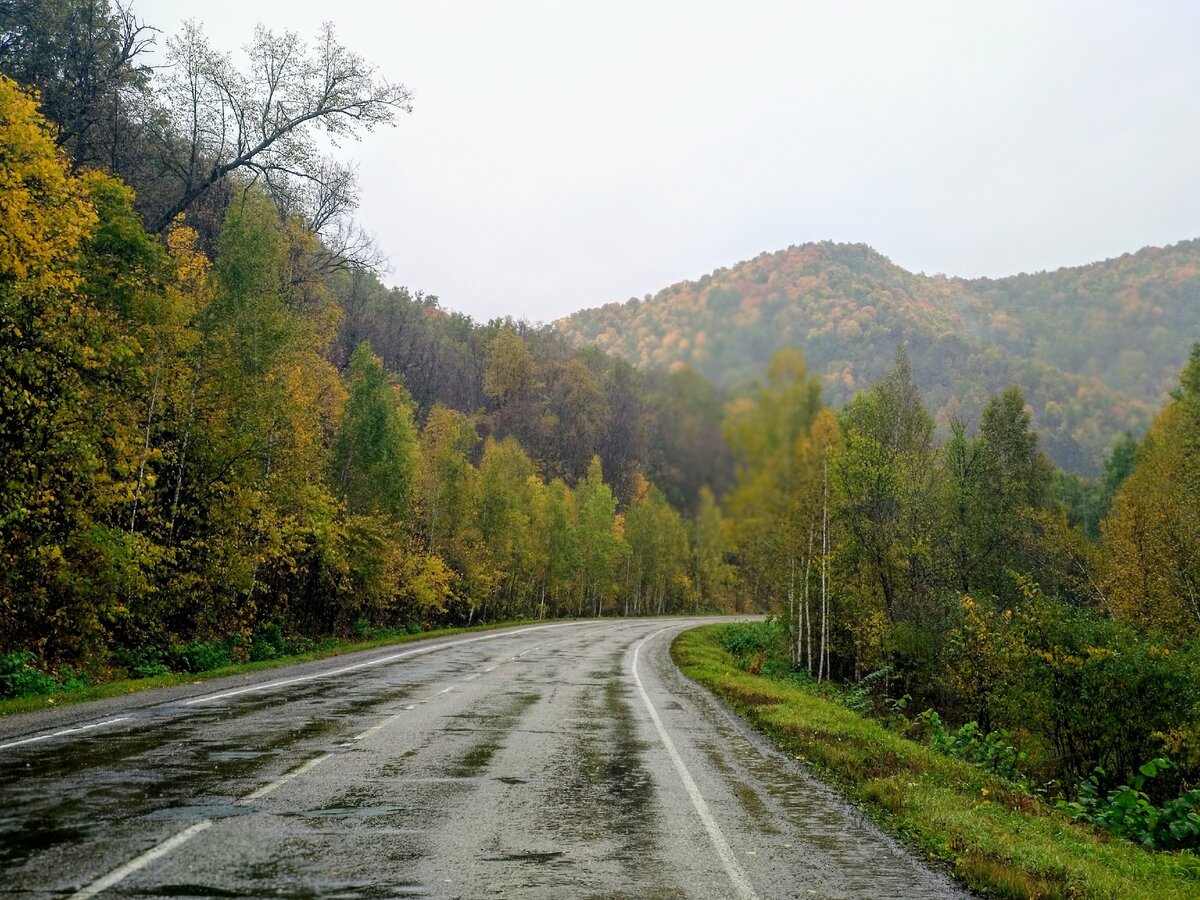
[67,820,214,899]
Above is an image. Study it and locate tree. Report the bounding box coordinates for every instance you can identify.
[574,457,623,616]
[835,346,937,625]
[724,349,829,664]
[476,436,537,618]
[483,327,543,450]
[0,74,107,658]
[0,0,155,168]
[529,477,579,618]
[332,342,418,522]
[416,404,480,592]
[623,476,690,616]
[692,486,733,612]
[942,386,1055,599]
[145,20,412,238]
[1102,345,1200,637]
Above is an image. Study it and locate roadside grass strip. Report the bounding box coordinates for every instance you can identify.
[672,625,1200,900]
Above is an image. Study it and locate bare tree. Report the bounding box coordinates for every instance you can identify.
[147,21,412,235]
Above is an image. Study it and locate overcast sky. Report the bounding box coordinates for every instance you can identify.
[146,1,1200,323]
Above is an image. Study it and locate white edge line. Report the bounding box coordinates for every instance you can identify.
[183,622,574,706]
[239,752,332,803]
[0,716,131,752]
[68,819,213,899]
[632,627,759,900]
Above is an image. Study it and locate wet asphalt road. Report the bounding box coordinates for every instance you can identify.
[0,618,970,898]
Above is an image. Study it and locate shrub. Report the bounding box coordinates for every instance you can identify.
[132,661,169,678]
[720,618,786,660]
[248,623,290,661]
[843,666,893,713]
[1058,758,1200,851]
[0,651,58,698]
[917,709,1029,786]
[175,640,231,673]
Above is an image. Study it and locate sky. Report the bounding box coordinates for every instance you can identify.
[146,1,1200,323]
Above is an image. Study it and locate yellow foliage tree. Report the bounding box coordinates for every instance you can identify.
[1101,349,1200,638]
[0,75,96,287]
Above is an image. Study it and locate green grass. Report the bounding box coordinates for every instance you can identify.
[0,619,544,718]
[672,624,1200,900]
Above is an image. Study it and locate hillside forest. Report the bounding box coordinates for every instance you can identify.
[2,1,1200,844]
[559,238,1200,477]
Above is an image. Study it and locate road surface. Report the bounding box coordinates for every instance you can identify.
[0,618,968,898]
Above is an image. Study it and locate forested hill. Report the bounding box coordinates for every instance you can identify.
[557,239,1200,475]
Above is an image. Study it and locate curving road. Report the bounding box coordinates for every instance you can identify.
[0,619,969,898]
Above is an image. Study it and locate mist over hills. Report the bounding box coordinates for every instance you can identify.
[557,239,1200,476]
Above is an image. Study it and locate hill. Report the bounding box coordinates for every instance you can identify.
[556,240,1200,475]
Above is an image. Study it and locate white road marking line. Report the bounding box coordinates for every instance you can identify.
[0,716,131,752]
[239,753,332,802]
[348,711,408,744]
[463,673,480,681]
[184,622,575,706]
[418,685,455,705]
[68,819,213,899]
[484,665,498,673]
[632,627,759,900]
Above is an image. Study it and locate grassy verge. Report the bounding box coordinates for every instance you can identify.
[672,624,1200,900]
[0,618,543,719]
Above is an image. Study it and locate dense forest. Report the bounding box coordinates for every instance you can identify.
[3,0,1200,846]
[558,239,1200,476]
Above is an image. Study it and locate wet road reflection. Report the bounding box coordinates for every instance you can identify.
[0,619,970,898]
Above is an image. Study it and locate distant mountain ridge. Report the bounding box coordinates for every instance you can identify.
[556,239,1200,476]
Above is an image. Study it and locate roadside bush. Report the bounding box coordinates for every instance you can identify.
[844,666,893,713]
[0,651,58,698]
[1005,581,1200,794]
[1058,758,1200,851]
[720,618,786,661]
[115,645,172,679]
[175,639,231,673]
[132,661,170,678]
[248,623,289,661]
[917,709,1029,786]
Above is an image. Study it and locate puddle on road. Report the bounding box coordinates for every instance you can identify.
[0,815,89,866]
[542,660,658,866]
